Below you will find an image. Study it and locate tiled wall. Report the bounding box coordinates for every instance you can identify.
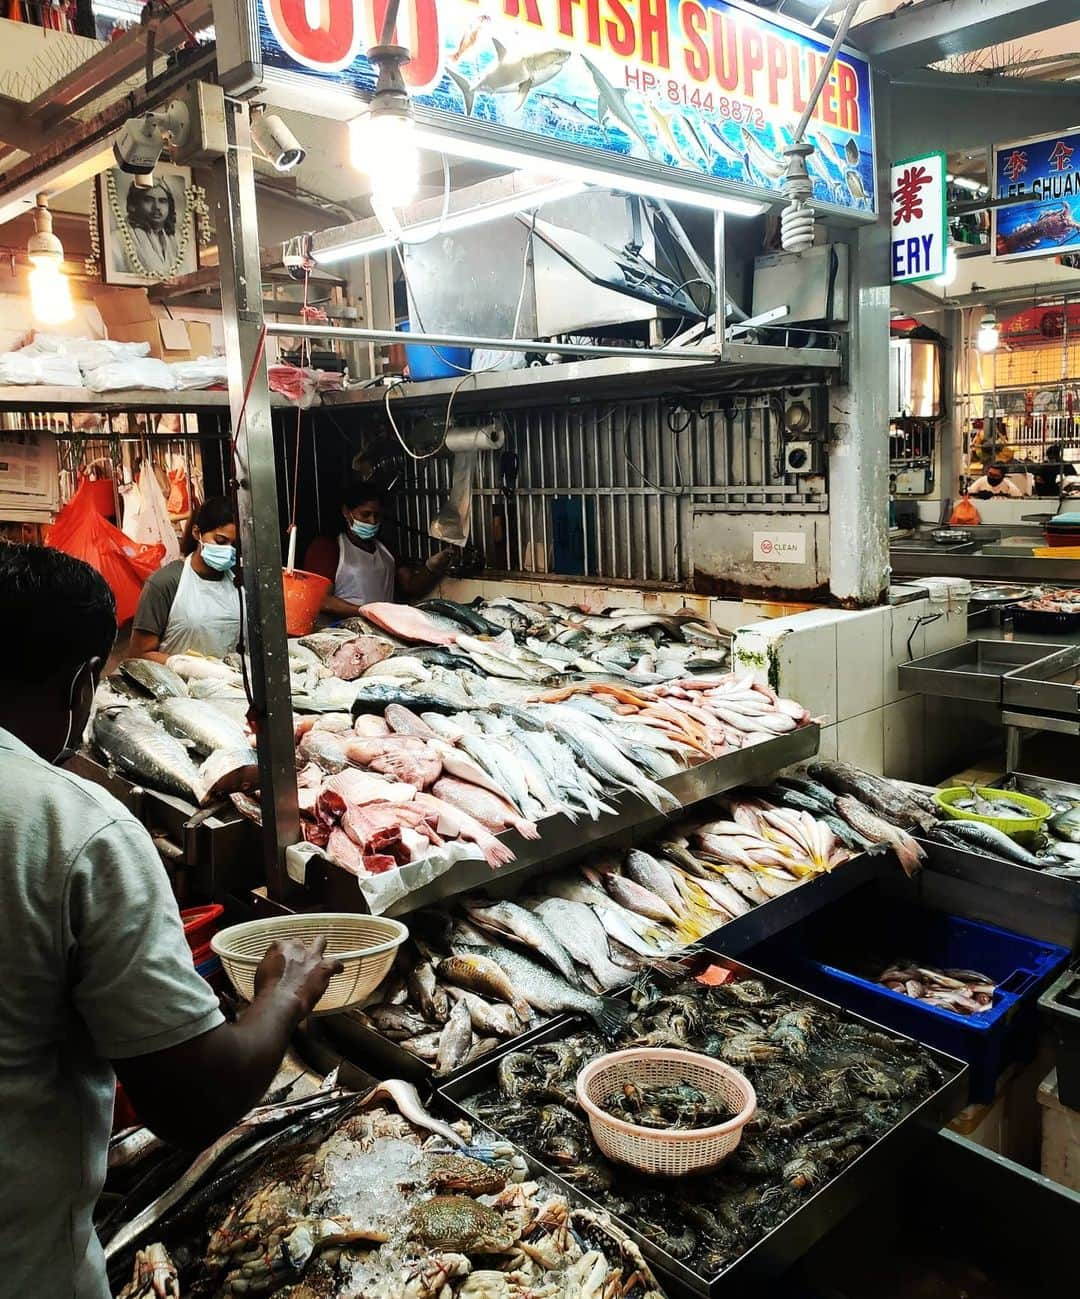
[732,579,973,782]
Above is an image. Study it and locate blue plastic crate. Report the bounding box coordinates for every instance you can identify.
[752,889,1069,1103]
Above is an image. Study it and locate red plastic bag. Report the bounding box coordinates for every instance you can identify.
[46,475,165,623]
[949,495,982,526]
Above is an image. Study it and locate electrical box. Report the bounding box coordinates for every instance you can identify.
[752,243,849,326]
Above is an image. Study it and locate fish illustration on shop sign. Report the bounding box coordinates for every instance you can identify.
[810,127,845,173]
[452,14,490,63]
[680,115,712,166]
[448,40,570,115]
[581,56,652,155]
[533,93,597,130]
[739,125,786,180]
[706,121,743,165]
[644,102,685,163]
[845,168,868,205]
[844,137,861,167]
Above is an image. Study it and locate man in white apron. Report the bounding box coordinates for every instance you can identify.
[304,480,453,618]
[131,496,242,661]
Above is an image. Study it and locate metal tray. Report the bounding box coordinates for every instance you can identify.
[438,953,967,1297]
[897,640,1071,702]
[318,852,890,1092]
[1002,646,1080,715]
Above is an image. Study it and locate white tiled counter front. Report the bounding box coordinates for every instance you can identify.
[732,580,973,782]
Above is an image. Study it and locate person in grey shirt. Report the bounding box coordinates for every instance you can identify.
[0,543,341,1299]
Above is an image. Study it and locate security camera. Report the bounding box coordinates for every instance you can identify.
[250,111,306,171]
[112,102,190,175]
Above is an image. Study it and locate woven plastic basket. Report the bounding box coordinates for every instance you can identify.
[575,1048,756,1176]
[211,913,407,1015]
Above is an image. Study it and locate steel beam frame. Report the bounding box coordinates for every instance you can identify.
[854,0,1080,72]
[211,98,300,900]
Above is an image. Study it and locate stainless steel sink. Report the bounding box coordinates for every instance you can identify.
[889,538,980,554]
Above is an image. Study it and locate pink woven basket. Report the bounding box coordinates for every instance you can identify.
[575,1047,757,1177]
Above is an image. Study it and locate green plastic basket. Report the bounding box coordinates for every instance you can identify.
[934,786,1051,837]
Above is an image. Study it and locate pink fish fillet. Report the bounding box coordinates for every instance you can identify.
[360,603,459,646]
[412,792,515,868]
[326,826,365,874]
[369,749,443,789]
[432,777,540,840]
[324,768,417,806]
[344,735,428,764]
[354,714,391,737]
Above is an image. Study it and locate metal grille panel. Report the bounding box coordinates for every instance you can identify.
[399,392,828,584]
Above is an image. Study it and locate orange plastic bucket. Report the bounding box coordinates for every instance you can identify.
[283,568,331,636]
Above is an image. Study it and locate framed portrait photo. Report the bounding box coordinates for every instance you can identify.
[94,163,200,285]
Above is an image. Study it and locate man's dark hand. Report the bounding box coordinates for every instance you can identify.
[253,936,343,1018]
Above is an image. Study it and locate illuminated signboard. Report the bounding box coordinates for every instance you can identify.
[889,151,945,283]
[232,0,876,215]
[993,127,1080,262]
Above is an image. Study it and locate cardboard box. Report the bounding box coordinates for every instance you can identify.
[94,287,217,361]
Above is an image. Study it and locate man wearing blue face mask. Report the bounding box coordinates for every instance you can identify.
[304,479,453,617]
[131,496,242,661]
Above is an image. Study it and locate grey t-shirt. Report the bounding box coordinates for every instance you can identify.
[0,727,224,1298]
[132,558,184,637]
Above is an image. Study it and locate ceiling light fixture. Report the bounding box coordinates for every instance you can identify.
[313,177,588,263]
[27,195,73,326]
[350,43,420,209]
[976,311,1000,353]
[409,125,769,217]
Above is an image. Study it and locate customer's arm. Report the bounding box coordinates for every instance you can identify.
[70,819,340,1149]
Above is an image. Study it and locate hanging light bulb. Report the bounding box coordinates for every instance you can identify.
[932,247,958,288]
[27,195,74,326]
[976,311,1000,353]
[349,43,420,210]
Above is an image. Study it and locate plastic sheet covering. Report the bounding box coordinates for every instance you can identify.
[287,837,483,915]
[47,475,165,622]
[122,464,180,562]
[83,357,176,393]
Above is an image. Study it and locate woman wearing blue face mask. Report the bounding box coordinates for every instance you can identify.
[130,496,242,662]
[304,479,453,617]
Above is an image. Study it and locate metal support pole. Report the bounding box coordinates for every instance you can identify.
[828,70,891,607]
[211,98,301,900]
[713,208,725,360]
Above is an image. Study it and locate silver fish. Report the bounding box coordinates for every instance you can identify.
[155,697,249,755]
[462,945,628,1034]
[408,959,451,1024]
[625,849,685,913]
[449,40,570,114]
[582,55,651,155]
[92,704,203,803]
[680,114,712,164]
[198,746,259,803]
[447,987,523,1037]
[599,870,681,928]
[533,92,596,130]
[739,125,785,180]
[118,658,188,701]
[531,897,629,992]
[165,654,241,684]
[436,997,474,1074]
[359,1079,465,1146]
[463,900,580,985]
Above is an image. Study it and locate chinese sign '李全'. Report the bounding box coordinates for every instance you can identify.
[993,127,1080,262]
[890,152,945,283]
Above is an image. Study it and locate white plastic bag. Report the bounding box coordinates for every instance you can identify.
[170,358,228,390]
[122,465,180,561]
[83,359,176,393]
[0,351,82,386]
[21,334,151,367]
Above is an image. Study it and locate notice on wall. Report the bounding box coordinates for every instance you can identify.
[890,151,945,283]
[753,531,806,563]
[993,128,1080,262]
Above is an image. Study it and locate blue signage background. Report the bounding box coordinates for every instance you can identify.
[993,128,1080,261]
[256,0,876,214]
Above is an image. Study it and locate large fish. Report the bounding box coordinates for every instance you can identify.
[531,897,630,991]
[835,795,925,877]
[808,761,933,831]
[432,777,539,840]
[438,953,532,1021]
[93,704,203,803]
[154,697,250,755]
[463,899,580,984]
[198,746,259,803]
[925,821,1043,868]
[448,40,570,115]
[581,55,651,155]
[460,945,628,1034]
[118,658,188,701]
[165,654,241,684]
[360,603,460,647]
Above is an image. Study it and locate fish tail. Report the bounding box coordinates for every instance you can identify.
[890,830,926,879]
[592,997,631,1037]
[448,67,475,115]
[513,818,541,841]
[482,840,516,868]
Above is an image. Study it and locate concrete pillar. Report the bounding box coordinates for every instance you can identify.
[828,72,892,608]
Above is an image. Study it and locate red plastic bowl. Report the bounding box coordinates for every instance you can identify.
[181,904,224,950]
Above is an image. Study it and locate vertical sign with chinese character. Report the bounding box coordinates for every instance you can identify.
[993,128,1080,262]
[890,152,946,283]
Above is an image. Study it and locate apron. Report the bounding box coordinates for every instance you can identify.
[158,556,242,657]
[334,534,395,605]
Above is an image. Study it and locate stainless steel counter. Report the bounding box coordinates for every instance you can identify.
[891,548,1080,582]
